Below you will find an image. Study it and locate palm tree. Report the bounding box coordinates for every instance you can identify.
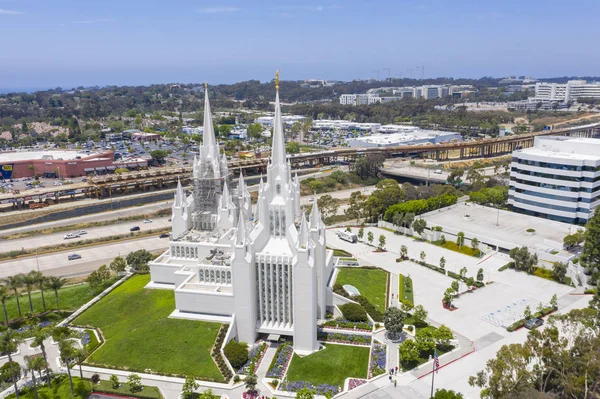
[29,271,47,312]
[46,277,66,313]
[0,285,11,326]
[4,275,23,318]
[21,273,36,313]
[58,338,75,397]
[0,329,23,399]
[73,347,89,380]
[31,325,52,388]
[25,355,47,399]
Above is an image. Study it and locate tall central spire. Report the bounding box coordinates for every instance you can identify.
[202,83,217,154]
[270,70,287,167]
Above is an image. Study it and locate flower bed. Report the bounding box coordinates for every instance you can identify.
[368,343,386,378]
[279,380,340,396]
[266,342,293,379]
[348,378,367,390]
[322,318,372,332]
[317,332,371,346]
[237,341,267,375]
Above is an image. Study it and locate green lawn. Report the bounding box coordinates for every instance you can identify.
[8,377,91,399]
[3,283,96,321]
[285,344,370,387]
[336,267,388,312]
[398,274,414,306]
[73,274,224,382]
[95,380,163,399]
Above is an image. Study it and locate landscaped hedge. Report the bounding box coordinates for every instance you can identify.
[447,271,485,288]
[339,303,368,322]
[224,340,249,370]
[355,295,383,322]
[212,325,233,381]
[506,306,557,332]
[384,194,458,221]
[433,240,481,257]
[411,259,446,274]
[322,319,371,331]
[498,262,514,271]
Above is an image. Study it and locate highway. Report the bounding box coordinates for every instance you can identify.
[0,216,171,252]
[0,235,169,279]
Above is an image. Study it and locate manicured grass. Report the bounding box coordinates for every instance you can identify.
[8,377,91,399]
[398,274,414,306]
[434,241,481,257]
[95,380,163,399]
[336,267,388,312]
[3,283,96,321]
[285,344,370,387]
[73,274,224,381]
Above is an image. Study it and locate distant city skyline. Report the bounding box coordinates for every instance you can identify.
[1,0,599,88]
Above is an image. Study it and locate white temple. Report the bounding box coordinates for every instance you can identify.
[149,75,335,354]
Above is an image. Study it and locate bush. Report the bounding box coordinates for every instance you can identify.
[355,295,383,322]
[339,303,368,322]
[224,340,249,370]
[91,374,101,384]
[412,259,446,274]
[0,361,21,383]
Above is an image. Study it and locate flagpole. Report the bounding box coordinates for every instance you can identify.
[430,356,435,398]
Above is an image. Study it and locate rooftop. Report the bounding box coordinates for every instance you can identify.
[0,150,106,162]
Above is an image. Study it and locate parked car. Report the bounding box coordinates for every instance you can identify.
[159,233,170,238]
[130,226,140,231]
[78,230,88,235]
[143,219,153,223]
[64,233,79,239]
[68,254,82,260]
[524,317,544,330]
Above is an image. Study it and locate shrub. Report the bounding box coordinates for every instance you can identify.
[498,262,514,271]
[339,303,368,322]
[0,361,21,383]
[91,374,101,384]
[355,295,383,322]
[224,340,249,370]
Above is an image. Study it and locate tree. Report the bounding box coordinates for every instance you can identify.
[471,238,480,251]
[149,149,168,163]
[109,256,127,274]
[551,262,567,283]
[317,195,339,223]
[349,153,384,180]
[296,387,315,399]
[246,123,263,140]
[420,251,426,262]
[435,325,454,348]
[244,373,258,395]
[563,228,585,249]
[218,124,231,137]
[400,245,408,260]
[73,347,88,380]
[443,289,453,307]
[21,272,36,312]
[126,249,154,272]
[0,286,10,326]
[182,376,199,399]
[399,339,420,365]
[223,340,249,369]
[31,325,52,388]
[413,305,428,325]
[4,275,23,318]
[0,329,22,399]
[378,234,386,250]
[550,294,558,309]
[509,247,538,274]
[477,268,484,283]
[384,307,405,340]
[110,374,120,389]
[440,257,446,269]
[127,374,142,393]
[46,276,66,313]
[432,389,464,399]
[286,142,300,154]
[358,227,364,241]
[29,271,47,312]
[447,169,464,186]
[450,281,459,294]
[523,305,532,320]
[25,355,47,399]
[198,389,219,399]
[459,267,467,279]
[345,191,365,221]
[412,218,427,238]
[58,338,76,397]
[367,231,374,246]
[415,328,436,353]
[456,232,465,249]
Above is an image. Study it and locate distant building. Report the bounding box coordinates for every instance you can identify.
[509,136,600,224]
[534,80,600,103]
[312,120,381,132]
[132,132,161,142]
[182,126,203,135]
[256,115,305,126]
[507,98,569,112]
[0,150,115,178]
[346,129,461,147]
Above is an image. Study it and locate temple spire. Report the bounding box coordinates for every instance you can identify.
[235,209,246,245]
[175,178,184,207]
[202,84,217,154]
[222,181,230,207]
[270,70,286,167]
[298,212,308,244]
[310,196,320,228]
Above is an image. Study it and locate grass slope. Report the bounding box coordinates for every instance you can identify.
[3,283,96,320]
[336,267,388,312]
[286,344,369,387]
[398,274,414,306]
[74,274,223,381]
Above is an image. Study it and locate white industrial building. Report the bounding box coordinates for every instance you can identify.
[509,136,600,224]
[312,120,381,132]
[347,129,461,148]
[342,84,473,105]
[534,80,600,103]
[256,115,305,127]
[149,81,334,354]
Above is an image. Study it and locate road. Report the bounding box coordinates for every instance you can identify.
[382,161,500,184]
[0,216,171,252]
[0,235,169,279]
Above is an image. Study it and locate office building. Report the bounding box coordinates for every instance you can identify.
[535,80,600,103]
[509,136,600,224]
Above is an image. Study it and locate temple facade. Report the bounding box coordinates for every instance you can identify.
[149,76,334,354]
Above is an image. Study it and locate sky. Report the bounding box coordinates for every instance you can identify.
[1,0,599,89]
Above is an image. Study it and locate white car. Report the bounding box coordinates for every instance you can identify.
[78,230,88,235]
[63,233,79,239]
[143,219,153,223]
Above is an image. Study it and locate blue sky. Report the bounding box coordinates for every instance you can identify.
[1,0,599,88]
